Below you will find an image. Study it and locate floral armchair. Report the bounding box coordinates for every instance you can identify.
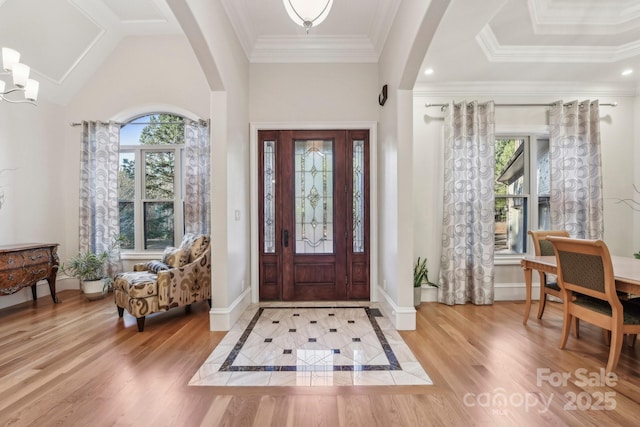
[114,233,211,332]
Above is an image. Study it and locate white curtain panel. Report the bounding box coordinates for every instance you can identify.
[79,121,121,265]
[184,119,211,235]
[549,100,603,239]
[439,101,496,305]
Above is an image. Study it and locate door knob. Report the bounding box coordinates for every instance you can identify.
[283,230,289,247]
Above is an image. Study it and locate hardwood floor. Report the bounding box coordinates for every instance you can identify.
[1,290,639,426]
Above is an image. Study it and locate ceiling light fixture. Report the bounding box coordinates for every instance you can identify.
[424,68,434,75]
[283,0,334,34]
[1,47,39,105]
[621,69,633,76]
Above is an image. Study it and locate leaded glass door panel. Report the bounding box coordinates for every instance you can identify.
[258,129,370,301]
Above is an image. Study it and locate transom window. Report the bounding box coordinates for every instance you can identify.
[494,136,550,255]
[118,113,185,251]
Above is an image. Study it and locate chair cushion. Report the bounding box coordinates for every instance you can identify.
[180,233,210,262]
[145,260,170,273]
[545,281,560,292]
[114,271,158,298]
[162,247,189,268]
[574,295,640,325]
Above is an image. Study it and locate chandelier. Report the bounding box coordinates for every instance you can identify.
[1,47,39,105]
[283,0,334,34]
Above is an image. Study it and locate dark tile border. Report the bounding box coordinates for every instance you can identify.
[220,306,402,372]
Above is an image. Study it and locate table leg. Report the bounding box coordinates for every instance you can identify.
[523,266,532,325]
[47,268,60,304]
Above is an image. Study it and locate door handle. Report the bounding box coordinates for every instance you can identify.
[283,230,289,247]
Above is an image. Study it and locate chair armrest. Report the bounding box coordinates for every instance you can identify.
[133,262,148,272]
[156,244,211,310]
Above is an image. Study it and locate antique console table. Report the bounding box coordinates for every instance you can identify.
[0,243,60,303]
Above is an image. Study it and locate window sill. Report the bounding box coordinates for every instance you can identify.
[494,255,527,266]
[121,251,163,261]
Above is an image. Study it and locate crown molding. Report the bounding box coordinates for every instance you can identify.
[477,25,640,63]
[413,81,638,98]
[368,0,400,56]
[528,0,640,34]
[220,0,255,59]
[250,35,378,63]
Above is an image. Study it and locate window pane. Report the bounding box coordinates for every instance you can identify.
[118,152,135,250]
[353,140,365,253]
[495,139,525,196]
[119,202,134,250]
[118,113,186,251]
[295,139,334,254]
[495,197,528,254]
[144,202,174,249]
[537,139,551,230]
[263,141,276,253]
[120,114,185,146]
[145,151,174,199]
[118,152,135,200]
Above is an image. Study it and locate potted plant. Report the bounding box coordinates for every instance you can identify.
[62,250,111,300]
[414,257,437,307]
[62,235,125,301]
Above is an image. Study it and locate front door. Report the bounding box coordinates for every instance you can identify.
[258,129,369,301]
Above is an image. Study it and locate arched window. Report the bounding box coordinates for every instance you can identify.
[118,113,186,251]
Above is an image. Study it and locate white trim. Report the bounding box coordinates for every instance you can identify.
[528,0,640,34]
[250,121,378,305]
[111,104,202,122]
[494,282,540,302]
[413,81,637,98]
[209,286,251,331]
[120,251,163,261]
[250,36,378,63]
[476,24,640,63]
[496,125,549,136]
[376,284,416,330]
[418,283,540,303]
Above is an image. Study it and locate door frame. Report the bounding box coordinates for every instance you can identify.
[250,122,378,303]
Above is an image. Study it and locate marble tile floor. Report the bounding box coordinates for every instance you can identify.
[189,302,432,387]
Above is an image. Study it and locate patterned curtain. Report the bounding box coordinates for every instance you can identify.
[549,100,603,239]
[184,119,211,235]
[439,101,495,305]
[79,121,121,275]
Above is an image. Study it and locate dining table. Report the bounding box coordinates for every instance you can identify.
[520,255,640,325]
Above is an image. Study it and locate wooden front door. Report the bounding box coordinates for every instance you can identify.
[258,129,369,301]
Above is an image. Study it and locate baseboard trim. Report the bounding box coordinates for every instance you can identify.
[0,277,81,310]
[209,287,251,331]
[376,285,416,330]
[419,283,541,302]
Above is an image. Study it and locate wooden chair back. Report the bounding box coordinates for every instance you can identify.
[528,230,569,257]
[546,236,620,306]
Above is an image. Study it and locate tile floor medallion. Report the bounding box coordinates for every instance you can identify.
[189,303,432,386]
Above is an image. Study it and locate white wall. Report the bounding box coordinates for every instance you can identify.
[250,63,379,122]
[0,99,67,308]
[56,34,208,297]
[376,0,450,328]
[413,84,638,299]
[634,92,640,255]
[173,0,251,330]
[248,61,379,306]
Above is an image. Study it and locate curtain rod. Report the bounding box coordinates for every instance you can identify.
[69,119,209,127]
[425,102,617,111]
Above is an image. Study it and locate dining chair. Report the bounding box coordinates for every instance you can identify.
[528,230,570,320]
[547,236,640,373]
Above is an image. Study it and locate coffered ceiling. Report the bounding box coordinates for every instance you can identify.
[420,0,640,90]
[1,0,639,105]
